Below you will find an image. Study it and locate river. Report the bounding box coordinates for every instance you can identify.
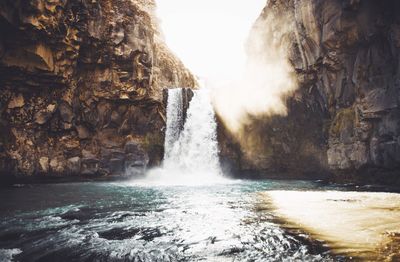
[0,179,355,262]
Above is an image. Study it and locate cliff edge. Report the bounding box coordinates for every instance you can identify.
[0,0,196,182]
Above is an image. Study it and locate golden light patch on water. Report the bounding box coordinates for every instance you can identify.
[262,191,400,261]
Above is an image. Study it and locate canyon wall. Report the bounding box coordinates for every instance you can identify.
[0,0,196,182]
[224,0,400,184]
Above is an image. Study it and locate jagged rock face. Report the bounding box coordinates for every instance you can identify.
[289,0,400,175]
[0,0,196,181]
[231,0,400,183]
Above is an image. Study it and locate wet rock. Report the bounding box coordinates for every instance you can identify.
[98,227,140,241]
[98,226,162,241]
[81,157,99,176]
[125,152,149,177]
[60,209,91,221]
[109,158,125,174]
[126,152,149,167]
[111,149,125,160]
[125,141,141,154]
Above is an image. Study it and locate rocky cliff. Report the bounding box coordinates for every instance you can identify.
[0,0,196,182]
[224,0,400,184]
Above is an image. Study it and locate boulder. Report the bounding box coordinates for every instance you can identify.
[8,94,25,109]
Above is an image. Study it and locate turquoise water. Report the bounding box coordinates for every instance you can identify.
[0,179,351,261]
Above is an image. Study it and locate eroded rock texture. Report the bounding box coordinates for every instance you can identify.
[228,0,400,183]
[0,0,196,181]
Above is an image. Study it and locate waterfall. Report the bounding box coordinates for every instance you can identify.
[164,88,184,161]
[164,88,222,175]
[139,87,226,186]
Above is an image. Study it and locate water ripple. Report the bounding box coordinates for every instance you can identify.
[0,181,340,261]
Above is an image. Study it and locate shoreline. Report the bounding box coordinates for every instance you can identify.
[2,174,400,194]
[262,190,400,260]
[2,176,400,195]
[0,174,137,187]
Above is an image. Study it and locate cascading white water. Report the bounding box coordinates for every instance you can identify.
[164,88,184,161]
[139,87,226,186]
[164,88,222,175]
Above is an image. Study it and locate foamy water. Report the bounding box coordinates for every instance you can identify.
[0,181,338,261]
[0,248,22,262]
[131,87,226,186]
[132,167,232,187]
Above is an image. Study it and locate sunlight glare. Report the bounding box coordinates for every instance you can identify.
[156,0,267,82]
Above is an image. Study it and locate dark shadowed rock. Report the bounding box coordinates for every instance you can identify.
[219,0,400,184]
[76,125,90,140]
[34,104,57,125]
[81,157,100,176]
[125,141,141,154]
[59,102,74,123]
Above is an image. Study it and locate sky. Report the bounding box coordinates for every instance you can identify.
[156,0,267,83]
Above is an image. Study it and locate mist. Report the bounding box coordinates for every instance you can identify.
[156,1,297,133]
[156,0,266,81]
[211,9,297,132]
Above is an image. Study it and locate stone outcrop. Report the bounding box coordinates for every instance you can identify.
[0,0,196,182]
[223,0,400,184]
